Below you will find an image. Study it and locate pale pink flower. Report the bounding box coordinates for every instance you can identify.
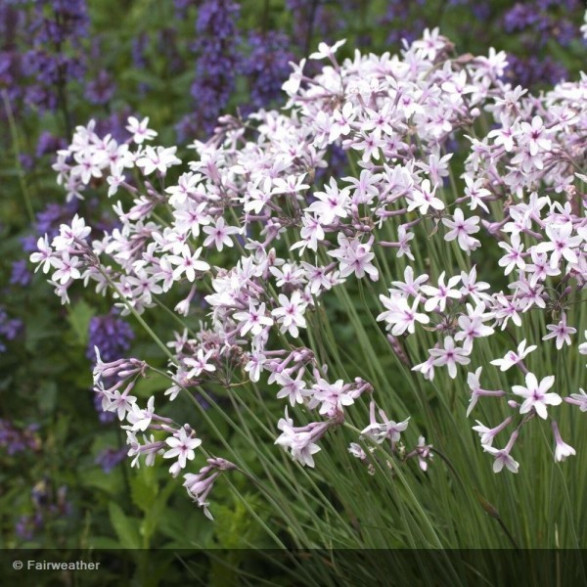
[428,336,470,379]
[233,301,274,336]
[542,313,576,349]
[465,367,504,417]
[377,294,429,336]
[565,388,587,412]
[30,235,54,274]
[126,396,156,432]
[328,234,379,281]
[202,217,241,252]
[136,146,181,176]
[163,425,202,476]
[406,179,444,215]
[390,266,429,297]
[271,291,307,338]
[490,340,537,372]
[512,372,561,419]
[534,222,582,267]
[551,421,575,462]
[420,271,461,312]
[126,116,158,144]
[275,409,332,468]
[442,208,480,253]
[518,115,551,157]
[497,234,526,275]
[184,349,216,379]
[483,430,520,473]
[309,39,346,60]
[168,248,210,282]
[472,417,512,447]
[360,401,409,448]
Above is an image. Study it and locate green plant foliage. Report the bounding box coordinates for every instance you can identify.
[2,1,587,585]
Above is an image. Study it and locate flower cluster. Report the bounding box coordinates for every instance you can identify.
[33,30,587,521]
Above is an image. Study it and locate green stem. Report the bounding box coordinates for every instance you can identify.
[2,90,35,224]
[98,267,176,363]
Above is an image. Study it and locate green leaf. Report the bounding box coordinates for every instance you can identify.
[108,501,142,550]
[130,467,158,513]
[86,536,122,549]
[133,372,169,398]
[157,507,215,547]
[81,467,124,496]
[24,310,53,353]
[37,381,57,414]
[140,479,179,546]
[67,300,96,347]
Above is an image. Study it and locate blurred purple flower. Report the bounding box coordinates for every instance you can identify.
[36,131,67,159]
[95,447,127,473]
[174,0,195,19]
[185,0,241,136]
[242,31,296,111]
[32,200,79,243]
[10,260,31,286]
[15,512,42,541]
[0,306,23,352]
[505,54,567,88]
[0,419,39,455]
[15,482,72,542]
[85,69,116,105]
[86,311,134,365]
[504,3,538,32]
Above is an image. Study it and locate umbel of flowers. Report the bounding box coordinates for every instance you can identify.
[32,29,586,516]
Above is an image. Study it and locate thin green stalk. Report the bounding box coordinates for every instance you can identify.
[2,90,35,223]
[100,269,176,363]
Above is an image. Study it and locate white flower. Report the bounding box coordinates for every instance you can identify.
[428,336,470,379]
[406,179,444,215]
[377,294,429,336]
[483,430,519,473]
[136,146,181,176]
[233,301,274,336]
[490,339,536,371]
[126,397,155,432]
[309,39,346,60]
[271,291,308,338]
[30,235,54,274]
[167,248,210,282]
[163,426,202,475]
[442,208,480,253]
[552,421,575,463]
[512,372,561,420]
[328,234,379,281]
[542,314,576,349]
[184,349,216,379]
[420,271,461,312]
[126,116,158,144]
[534,222,582,267]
